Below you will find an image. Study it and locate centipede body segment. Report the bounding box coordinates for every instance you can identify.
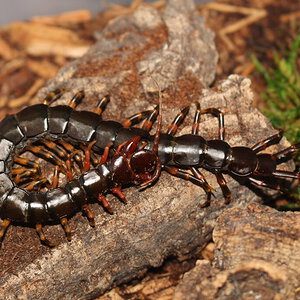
[0,89,298,246]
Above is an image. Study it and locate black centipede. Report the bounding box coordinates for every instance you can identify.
[0,88,299,246]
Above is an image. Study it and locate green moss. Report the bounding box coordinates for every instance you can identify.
[251,33,300,201]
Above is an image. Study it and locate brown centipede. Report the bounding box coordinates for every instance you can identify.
[0,88,298,246]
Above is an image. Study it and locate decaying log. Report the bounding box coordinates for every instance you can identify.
[0,0,296,299]
[174,203,300,300]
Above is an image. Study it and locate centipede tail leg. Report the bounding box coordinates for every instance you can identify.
[0,219,11,244]
[272,170,300,180]
[271,142,300,161]
[12,169,39,186]
[167,107,189,135]
[251,130,284,153]
[60,217,72,241]
[43,88,68,105]
[214,172,231,204]
[248,177,289,193]
[36,224,59,247]
[12,157,44,186]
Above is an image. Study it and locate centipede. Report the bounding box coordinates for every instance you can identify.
[0,88,299,246]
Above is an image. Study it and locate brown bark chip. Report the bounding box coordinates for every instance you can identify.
[174,204,300,300]
[0,0,296,299]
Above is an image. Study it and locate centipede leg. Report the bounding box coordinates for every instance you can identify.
[13,170,41,186]
[36,140,70,161]
[13,157,42,175]
[93,95,110,116]
[214,172,231,204]
[272,170,300,180]
[60,217,72,241]
[271,142,300,161]
[112,185,127,203]
[251,130,283,153]
[11,167,38,177]
[164,166,213,205]
[68,90,85,109]
[98,195,113,213]
[12,168,40,185]
[52,166,59,189]
[248,177,289,193]
[43,88,68,105]
[0,219,11,243]
[190,167,214,206]
[194,105,225,140]
[192,103,201,135]
[36,224,59,247]
[142,105,159,132]
[98,142,113,165]
[83,141,97,172]
[22,177,50,191]
[122,108,153,128]
[12,157,43,186]
[167,107,189,136]
[58,140,84,170]
[22,145,67,174]
[82,204,95,227]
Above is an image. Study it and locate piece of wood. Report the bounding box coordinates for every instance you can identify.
[0,0,295,299]
[174,203,300,299]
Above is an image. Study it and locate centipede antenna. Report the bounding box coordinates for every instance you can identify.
[151,77,162,155]
[138,77,163,190]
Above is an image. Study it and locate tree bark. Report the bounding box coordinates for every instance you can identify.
[174,203,300,300]
[0,0,295,299]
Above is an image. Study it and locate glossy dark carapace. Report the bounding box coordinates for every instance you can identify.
[0,89,298,246]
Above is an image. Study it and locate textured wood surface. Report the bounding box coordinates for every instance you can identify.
[174,203,300,300]
[0,0,296,299]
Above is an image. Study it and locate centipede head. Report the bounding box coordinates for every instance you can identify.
[111,136,161,187]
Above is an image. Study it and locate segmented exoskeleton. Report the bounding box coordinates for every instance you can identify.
[0,89,298,246]
[0,89,163,246]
